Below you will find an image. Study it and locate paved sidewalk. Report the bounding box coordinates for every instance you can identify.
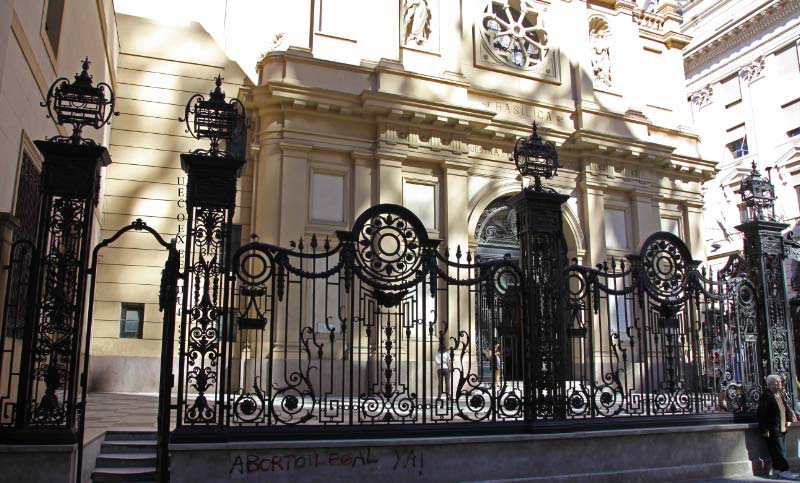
[83,392,165,441]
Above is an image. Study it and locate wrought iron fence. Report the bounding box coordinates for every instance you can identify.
[172,206,768,435]
[564,233,761,419]
[175,205,525,429]
[0,240,37,427]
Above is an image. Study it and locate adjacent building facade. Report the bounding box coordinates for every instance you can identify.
[2,0,716,393]
[682,0,800,278]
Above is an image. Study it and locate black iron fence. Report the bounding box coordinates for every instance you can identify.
[175,205,525,429]
[169,206,770,435]
[564,233,761,420]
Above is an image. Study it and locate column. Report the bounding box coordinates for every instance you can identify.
[685,202,705,262]
[580,181,607,266]
[377,154,404,205]
[510,188,571,421]
[278,142,312,245]
[631,193,661,250]
[351,151,374,220]
[443,160,470,361]
[737,218,797,407]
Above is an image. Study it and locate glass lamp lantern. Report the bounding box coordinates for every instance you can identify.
[181,75,247,157]
[41,58,116,144]
[740,161,776,222]
[513,122,559,191]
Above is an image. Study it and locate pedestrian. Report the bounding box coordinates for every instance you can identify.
[757,374,798,479]
[434,344,451,400]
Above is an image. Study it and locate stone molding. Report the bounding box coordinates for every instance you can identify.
[684,1,800,74]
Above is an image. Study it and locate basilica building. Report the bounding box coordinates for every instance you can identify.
[2,0,711,397]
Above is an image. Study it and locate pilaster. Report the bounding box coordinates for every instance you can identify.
[377,154,404,205]
[581,182,607,265]
[279,142,312,245]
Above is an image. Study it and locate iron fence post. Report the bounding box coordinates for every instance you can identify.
[14,140,111,441]
[737,162,797,407]
[509,188,570,422]
[173,75,247,439]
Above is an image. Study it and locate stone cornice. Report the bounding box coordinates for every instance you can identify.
[684,1,800,74]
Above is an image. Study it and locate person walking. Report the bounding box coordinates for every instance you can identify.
[758,374,798,479]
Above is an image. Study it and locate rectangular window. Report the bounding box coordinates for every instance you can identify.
[403,181,437,230]
[119,303,144,339]
[12,152,41,244]
[796,186,800,212]
[6,147,42,338]
[726,138,749,159]
[604,208,629,250]
[43,0,65,56]
[719,74,742,108]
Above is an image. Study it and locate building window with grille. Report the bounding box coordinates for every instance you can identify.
[727,138,748,159]
[120,303,144,339]
[5,148,42,338]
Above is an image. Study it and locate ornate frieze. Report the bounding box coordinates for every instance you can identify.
[379,122,467,154]
[685,1,800,74]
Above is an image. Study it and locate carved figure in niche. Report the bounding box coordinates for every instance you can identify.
[590,27,611,89]
[403,0,431,46]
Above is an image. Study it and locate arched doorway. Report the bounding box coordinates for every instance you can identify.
[473,195,580,384]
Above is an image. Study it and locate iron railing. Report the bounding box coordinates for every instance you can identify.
[171,207,766,435]
[565,233,761,419]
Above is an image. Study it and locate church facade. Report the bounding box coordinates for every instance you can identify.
[1,0,713,392]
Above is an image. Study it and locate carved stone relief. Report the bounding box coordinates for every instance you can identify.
[739,56,765,84]
[589,17,612,89]
[402,0,432,47]
[690,85,713,107]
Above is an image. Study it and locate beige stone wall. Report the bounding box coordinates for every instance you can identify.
[247,0,710,270]
[88,14,253,391]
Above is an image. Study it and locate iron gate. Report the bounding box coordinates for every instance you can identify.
[75,219,180,483]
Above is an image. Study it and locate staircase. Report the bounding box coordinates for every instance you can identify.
[91,430,158,483]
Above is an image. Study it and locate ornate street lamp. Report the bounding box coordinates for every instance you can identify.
[740,161,775,222]
[180,74,247,157]
[41,57,117,144]
[513,121,559,191]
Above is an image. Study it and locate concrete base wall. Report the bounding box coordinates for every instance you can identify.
[169,424,799,483]
[0,444,77,483]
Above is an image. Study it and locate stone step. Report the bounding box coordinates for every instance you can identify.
[91,467,156,483]
[96,453,157,468]
[100,441,157,454]
[104,430,157,442]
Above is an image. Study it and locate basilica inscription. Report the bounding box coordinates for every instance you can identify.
[477,99,567,127]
